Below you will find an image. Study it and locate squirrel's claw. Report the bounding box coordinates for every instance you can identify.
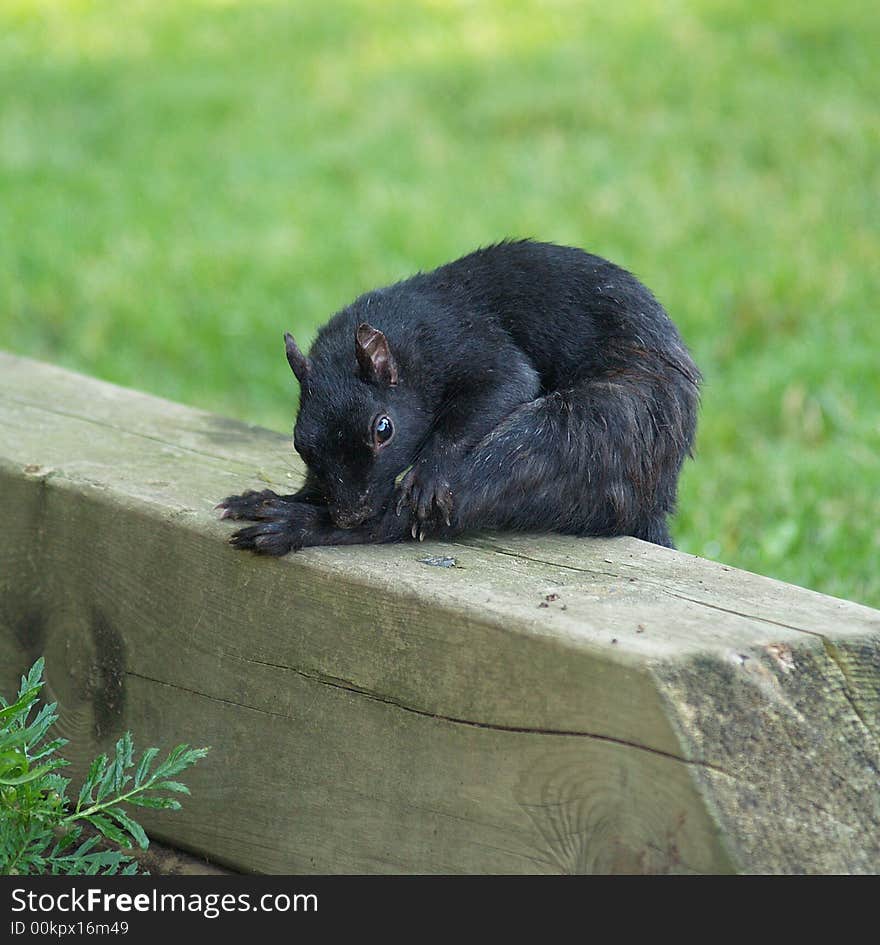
[396,464,454,539]
[435,489,454,528]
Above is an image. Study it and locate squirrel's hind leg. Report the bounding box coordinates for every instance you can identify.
[449,370,698,547]
[629,516,675,549]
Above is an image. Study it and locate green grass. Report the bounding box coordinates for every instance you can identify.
[1,0,878,606]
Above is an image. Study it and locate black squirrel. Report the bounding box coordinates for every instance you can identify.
[218,240,701,554]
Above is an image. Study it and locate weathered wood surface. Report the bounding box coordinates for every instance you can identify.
[0,350,878,874]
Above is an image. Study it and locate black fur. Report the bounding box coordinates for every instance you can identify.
[218,240,701,555]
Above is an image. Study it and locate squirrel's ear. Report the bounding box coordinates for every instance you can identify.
[355,323,399,387]
[284,332,311,384]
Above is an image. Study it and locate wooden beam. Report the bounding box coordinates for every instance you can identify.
[1,351,878,873]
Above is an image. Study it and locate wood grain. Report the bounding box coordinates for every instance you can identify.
[1,351,877,873]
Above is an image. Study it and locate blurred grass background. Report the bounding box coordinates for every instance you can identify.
[0,0,877,605]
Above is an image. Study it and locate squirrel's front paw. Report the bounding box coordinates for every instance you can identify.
[228,521,303,556]
[218,489,311,555]
[395,464,453,539]
[216,489,293,521]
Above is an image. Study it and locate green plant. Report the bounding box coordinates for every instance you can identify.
[0,658,209,875]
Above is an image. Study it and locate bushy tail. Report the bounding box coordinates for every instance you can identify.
[451,353,700,547]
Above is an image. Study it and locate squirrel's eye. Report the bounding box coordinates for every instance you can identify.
[373,415,394,447]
